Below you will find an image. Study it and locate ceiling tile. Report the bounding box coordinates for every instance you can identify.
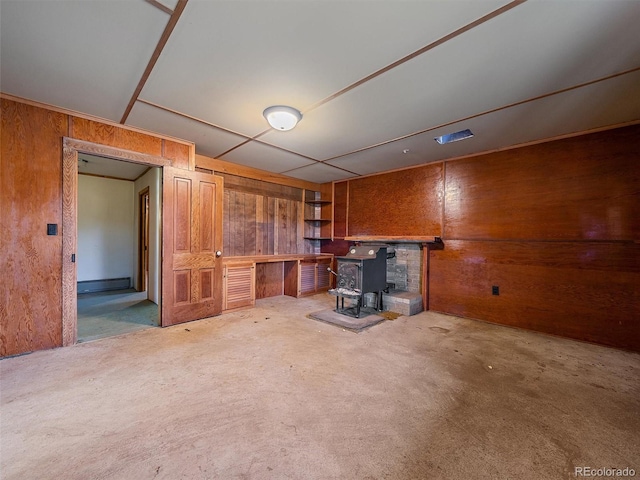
[283,163,357,184]
[219,141,316,173]
[126,101,246,159]
[0,0,167,121]
[328,70,640,176]
[264,0,640,160]
[139,0,509,137]
[2,0,638,184]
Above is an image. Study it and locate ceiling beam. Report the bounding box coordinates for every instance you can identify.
[145,0,174,16]
[120,0,189,124]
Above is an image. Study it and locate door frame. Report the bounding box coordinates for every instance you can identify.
[62,137,172,346]
[138,187,150,294]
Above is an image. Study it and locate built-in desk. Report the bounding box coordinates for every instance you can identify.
[222,254,334,311]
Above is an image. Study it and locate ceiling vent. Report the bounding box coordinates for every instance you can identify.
[435,129,474,145]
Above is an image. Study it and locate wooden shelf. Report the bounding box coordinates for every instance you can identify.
[304,189,332,253]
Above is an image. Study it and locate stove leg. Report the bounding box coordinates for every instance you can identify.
[356,297,361,318]
[336,296,339,313]
[377,290,384,312]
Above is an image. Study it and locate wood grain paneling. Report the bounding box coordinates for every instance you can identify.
[200,182,215,252]
[255,262,284,299]
[62,146,78,347]
[163,139,191,170]
[1,99,68,356]
[219,173,303,201]
[196,154,324,192]
[445,125,640,241]
[244,194,257,255]
[339,123,639,351]
[348,163,443,237]
[200,269,214,301]
[174,178,191,252]
[429,240,640,350]
[224,190,300,257]
[71,117,163,157]
[333,181,348,238]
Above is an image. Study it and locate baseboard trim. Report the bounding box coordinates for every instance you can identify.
[78,277,131,293]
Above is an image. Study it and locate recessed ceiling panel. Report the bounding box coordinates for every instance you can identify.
[126,101,246,159]
[328,70,640,176]
[139,0,509,137]
[284,163,357,184]
[0,0,168,121]
[265,0,640,160]
[220,141,317,174]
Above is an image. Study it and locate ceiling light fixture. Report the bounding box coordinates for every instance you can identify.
[263,105,302,131]
[435,128,474,145]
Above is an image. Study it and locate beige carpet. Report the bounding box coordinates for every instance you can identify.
[2,293,639,480]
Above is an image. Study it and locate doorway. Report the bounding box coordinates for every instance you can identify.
[74,156,160,342]
[139,187,150,295]
[62,137,224,346]
[62,139,169,346]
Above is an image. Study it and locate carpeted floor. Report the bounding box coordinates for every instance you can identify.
[3,294,638,479]
[77,289,158,342]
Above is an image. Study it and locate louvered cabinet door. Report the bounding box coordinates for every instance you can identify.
[316,259,332,291]
[224,264,255,311]
[299,262,317,296]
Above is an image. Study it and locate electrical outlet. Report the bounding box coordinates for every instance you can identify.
[492,285,499,296]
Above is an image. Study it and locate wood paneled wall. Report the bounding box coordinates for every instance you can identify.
[443,127,640,241]
[333,124,640,351]
[1,97,192,357]
[221,174,303,257]
[1,100,68,355]
[347,164,444,237]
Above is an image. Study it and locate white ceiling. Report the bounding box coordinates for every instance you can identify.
[2,0,639,183]
[77,153,152,181]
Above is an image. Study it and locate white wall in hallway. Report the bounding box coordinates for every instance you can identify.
[77,175,135,284]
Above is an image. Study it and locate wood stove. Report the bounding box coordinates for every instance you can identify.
[328,245,388,318]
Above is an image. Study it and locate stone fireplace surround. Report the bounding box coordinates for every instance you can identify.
[356,241,424,316]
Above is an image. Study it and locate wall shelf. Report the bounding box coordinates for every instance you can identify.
[303,189,333,253]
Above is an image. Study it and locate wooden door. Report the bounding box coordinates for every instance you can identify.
[162,167,223,326]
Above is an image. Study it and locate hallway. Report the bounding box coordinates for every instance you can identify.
[77,289,158,342]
